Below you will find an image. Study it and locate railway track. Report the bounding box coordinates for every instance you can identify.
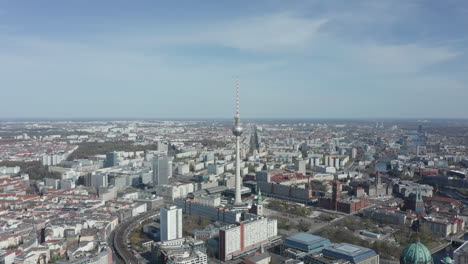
[112,210,160,264]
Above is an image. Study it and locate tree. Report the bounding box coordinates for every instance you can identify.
[0,161,61,180]
[297,221,311,232]
[67,141,159,160]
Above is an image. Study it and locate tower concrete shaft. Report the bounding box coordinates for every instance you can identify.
[234,136,242,205]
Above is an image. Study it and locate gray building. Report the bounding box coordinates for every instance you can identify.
[256,171,271,182]
[321,243,379,264]
[153,155,170,186]
[86,173,108,189]
[109,175,127,189]
[294,159,307,175]
[104,152,119,168]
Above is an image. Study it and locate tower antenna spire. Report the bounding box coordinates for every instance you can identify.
[236,77,240,119]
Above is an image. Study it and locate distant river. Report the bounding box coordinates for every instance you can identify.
[432,233,468,263]
[440,187,468,205]
[376,156,393,172]
[402,131,426,154]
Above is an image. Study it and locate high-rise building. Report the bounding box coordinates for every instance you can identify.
[350,148,358,159]
[41,154,64,166]
[251,125,261,153]
[232,81,243,206]
[168,158,173,179]
[104,152,119,168]
[153,155,170,186]
[294,159,307,175]
[160,205,183,241]
[86,173,108,189]
[219,216,277,261]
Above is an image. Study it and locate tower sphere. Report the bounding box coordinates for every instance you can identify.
[232,126,243,136]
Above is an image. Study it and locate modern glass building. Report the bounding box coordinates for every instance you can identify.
[153,155,170,186]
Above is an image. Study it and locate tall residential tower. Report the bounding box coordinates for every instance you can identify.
[160,205,183,241]
[232,81,243,205]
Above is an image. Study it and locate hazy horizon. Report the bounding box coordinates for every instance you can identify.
[1,117,467,122]
[1,1,468,119]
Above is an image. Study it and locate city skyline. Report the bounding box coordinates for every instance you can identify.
[1,1,468,119]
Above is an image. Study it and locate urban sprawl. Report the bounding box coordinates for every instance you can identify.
[0,111,468,264]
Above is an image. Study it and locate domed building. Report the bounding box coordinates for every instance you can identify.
[441,256,453,264]
[400,239,433,264]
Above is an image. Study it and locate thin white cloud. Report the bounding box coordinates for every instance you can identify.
[359,43,460,74]
[151,13,328,52]
[209,13,328,52]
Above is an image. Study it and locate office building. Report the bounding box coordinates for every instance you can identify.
[155,183,194,200]
[295,159,307,175]
[153,156,170,186]
[175,198,241,224]
[85,173,108,189]
[160,206,183,241]
[257,181,313,203]
[104,152,119,168]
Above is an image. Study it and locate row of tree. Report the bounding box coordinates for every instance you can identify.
[67,141,159,160]
[0,161,61,180]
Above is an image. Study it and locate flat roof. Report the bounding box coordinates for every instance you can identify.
[285,233,328,245]
[454,241,468,253]
[322,243,376,263]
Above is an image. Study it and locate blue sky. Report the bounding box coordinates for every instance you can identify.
[1,0,468,119]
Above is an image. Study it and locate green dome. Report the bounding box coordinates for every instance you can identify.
[441,256,453,264]
[400,241,433,264]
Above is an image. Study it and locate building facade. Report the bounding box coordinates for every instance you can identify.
[219,216,278,261]
[153,156,170,186]
[160,206,183,241]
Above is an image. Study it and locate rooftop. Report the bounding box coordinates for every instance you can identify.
[285,233,329,245]
[454,241,468,254]
[322,243,377,263]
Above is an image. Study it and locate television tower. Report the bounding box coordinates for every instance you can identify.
[232,80,243,205]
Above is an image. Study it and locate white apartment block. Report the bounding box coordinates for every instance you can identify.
[160,206,183,241]
[219,216,278,261]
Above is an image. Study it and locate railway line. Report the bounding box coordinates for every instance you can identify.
[111,210,160,264]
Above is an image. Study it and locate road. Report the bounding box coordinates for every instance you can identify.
[111,209,160,264]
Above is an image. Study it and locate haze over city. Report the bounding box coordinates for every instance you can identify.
[1,0,468,119]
